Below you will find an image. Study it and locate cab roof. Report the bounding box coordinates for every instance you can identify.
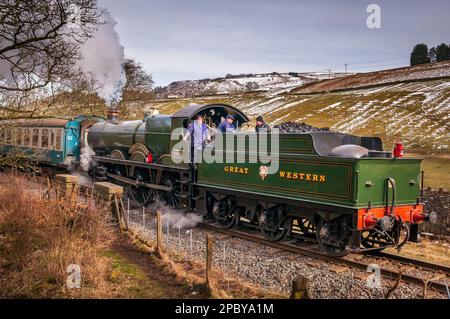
[172,103,249,124]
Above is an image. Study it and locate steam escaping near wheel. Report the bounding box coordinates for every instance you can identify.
[149,202,202,229]
[80,146,96,172]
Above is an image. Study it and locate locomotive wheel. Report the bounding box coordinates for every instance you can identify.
[213,198,240,229]
[109,149,127,177]
[111,164,126,177]
[260,213,291,241]
[215,207,239,229]
[315,218,349,257]
[128,168,154,207]
[157,172,180,207]
[205,192,216,217]
[297,218,316,237]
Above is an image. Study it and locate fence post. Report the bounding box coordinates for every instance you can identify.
[156,211,164,256]
[206,234,213,290]
[290,275,310,299]
[142,206,145,228]
[93,182,123,221]
[54,174,79,199]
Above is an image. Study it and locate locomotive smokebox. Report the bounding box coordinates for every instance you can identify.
[107,109,120,123]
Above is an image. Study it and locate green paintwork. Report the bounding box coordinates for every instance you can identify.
[355,158,422,207]
[88,115,172,161]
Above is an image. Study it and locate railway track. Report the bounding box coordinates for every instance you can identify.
[198,220,450,294]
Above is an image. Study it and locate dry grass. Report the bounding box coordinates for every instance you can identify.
[420,156,450,190]
[385,238,450,266]
[0,173,283,298]
[0,173,114,298]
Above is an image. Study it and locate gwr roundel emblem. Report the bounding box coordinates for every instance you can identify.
[259,165,268,181]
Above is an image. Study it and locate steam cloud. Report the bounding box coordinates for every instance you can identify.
[77,11,126,108]
[80,146,96,171]
[0,9,126,108]
[149,202,203,229]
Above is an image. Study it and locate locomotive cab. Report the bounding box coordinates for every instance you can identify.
[171,103,249,132]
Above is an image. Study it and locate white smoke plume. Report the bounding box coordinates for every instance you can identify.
[77,11,126,108]
[149,202,203,230]
[80,146,96,171]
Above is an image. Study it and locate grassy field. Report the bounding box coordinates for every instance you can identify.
[417,156,450,189]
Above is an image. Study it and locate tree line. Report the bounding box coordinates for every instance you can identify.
[410,43,450,66]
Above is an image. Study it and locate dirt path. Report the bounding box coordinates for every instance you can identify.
[105,232,208,299]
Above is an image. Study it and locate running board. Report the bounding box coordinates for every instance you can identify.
[107,173,171,192]
[93,155,189,173]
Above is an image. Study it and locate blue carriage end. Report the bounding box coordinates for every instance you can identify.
[0,115,104,169]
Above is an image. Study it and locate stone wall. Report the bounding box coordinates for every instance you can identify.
[421,188,450,236]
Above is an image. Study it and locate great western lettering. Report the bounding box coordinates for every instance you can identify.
[279,170,326,182]
[224,165,249,174]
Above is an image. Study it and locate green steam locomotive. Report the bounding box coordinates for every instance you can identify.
[85,103,434,256]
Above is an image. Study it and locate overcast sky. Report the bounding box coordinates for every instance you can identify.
[98,0,450,86]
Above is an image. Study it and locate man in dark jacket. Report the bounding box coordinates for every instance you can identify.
[255,115,270,133]
[218,114,236,133]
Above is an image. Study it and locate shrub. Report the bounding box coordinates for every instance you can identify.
[0,173,113,298]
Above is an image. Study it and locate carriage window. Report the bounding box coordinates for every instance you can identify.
[32,129,39,147]
[55,129,62,151]
[41,129,49,149]
[13,128,21,145]
[23,128,30,146]
[50,129,55,150]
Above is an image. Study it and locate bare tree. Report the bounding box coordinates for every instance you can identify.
[118,58,155,118]
[0,0,102,116]
[121,58,154,102]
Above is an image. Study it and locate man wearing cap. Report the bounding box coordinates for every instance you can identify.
[218,114,236,133]
[255,115,271,133]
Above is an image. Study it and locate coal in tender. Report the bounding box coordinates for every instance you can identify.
[274,121,330,134]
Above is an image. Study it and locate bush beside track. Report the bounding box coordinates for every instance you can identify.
[0,173,114,297]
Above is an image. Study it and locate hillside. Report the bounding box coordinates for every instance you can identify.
[138,77,450,154]
[289,61,450,94]
[155,72,349,98]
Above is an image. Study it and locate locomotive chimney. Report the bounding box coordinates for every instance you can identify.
[106,109,119,123]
